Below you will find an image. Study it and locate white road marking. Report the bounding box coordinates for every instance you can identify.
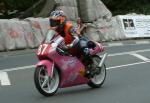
[0,49,150,72]
[0,72,11,86]
[1,65,35,72]
[1,61,150,73]
[108,43,123,47]
[109,49,150,57]
[103,41,150,47]
[0,43,150,87]
[130,53,149,61]
[136,41,149,44]
[107,60,150,70]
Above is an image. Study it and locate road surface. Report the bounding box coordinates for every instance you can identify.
[0,39,150,103]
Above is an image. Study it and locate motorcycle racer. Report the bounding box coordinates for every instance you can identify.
[49,10,100,78]
[49,10,80,55]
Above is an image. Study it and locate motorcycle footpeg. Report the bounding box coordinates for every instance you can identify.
[84,70,92,78]
[85,70,95,79]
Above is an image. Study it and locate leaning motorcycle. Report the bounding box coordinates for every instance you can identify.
[34,29,107,96]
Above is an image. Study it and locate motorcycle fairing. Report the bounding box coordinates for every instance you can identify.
[50,52,89,88]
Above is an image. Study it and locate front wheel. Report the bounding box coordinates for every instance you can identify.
[87,55,106,88]
[34,66,59,96]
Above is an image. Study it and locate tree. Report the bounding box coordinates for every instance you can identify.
[0,0,39,18]
[102,0,150,15]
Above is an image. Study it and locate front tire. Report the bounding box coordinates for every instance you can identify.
[34,66,59,96]
[87,55,106,88]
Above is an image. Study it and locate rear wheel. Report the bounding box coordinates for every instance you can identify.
[34,66,59,96]
[87,55,106,88]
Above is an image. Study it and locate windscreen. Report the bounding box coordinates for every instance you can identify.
[44,30,57,43]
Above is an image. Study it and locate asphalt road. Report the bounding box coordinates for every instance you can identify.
[0,40,150,103]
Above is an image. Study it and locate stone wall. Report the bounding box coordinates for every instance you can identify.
[0,0,129,51]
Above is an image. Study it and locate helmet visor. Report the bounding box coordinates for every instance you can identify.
[50,19,60,27]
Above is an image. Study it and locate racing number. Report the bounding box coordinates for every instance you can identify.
[37,44,49,55]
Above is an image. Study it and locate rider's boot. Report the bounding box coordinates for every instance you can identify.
[83,55,101,78]
[81,48,99,78]
[82,55,95,78]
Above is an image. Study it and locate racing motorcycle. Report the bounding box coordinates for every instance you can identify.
[34,29,107,96]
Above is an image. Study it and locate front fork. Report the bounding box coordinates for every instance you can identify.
[99,53,108,67]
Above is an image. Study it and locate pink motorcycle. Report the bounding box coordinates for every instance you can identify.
[34,30,107,96]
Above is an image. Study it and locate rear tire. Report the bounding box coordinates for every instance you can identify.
[87,55,106,88]
[34,66,59,96]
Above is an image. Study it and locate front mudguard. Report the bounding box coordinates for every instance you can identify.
[36,60,54,78]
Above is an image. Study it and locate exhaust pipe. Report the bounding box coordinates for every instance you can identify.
[99,53,108,67]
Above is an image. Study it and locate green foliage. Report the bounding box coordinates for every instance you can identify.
[0,0,40,18]
[1,0,150,18]
[102,0,150,15]
[5,0,39,11]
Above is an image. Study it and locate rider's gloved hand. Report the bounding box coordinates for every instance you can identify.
[66,44,73,48]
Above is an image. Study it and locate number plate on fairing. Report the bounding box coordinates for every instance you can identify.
[37,44,51,56]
